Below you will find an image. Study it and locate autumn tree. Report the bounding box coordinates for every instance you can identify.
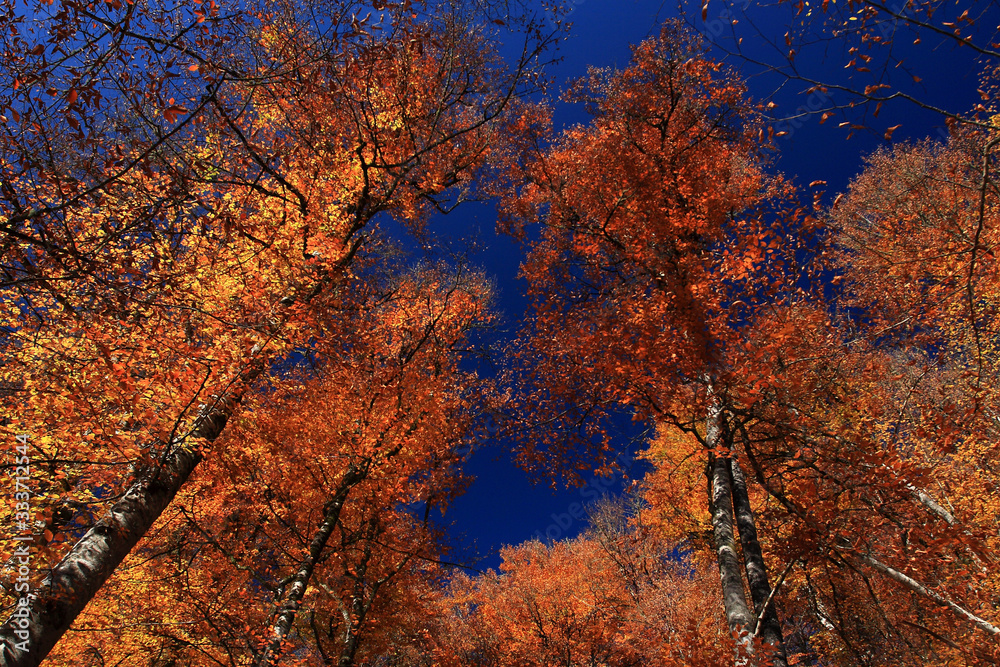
[649,125,1000,663]
[498,20,810,664]
[810,129,1000,662]
[669,2,1000,659]
[708,306,1000,664]
[425,497,734,667]
[34,258,494,666]
[0,0,555,661]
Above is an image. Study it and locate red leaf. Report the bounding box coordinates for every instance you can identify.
[163,105,188,123]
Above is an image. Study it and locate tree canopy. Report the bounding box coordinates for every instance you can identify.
[2,1,999,666]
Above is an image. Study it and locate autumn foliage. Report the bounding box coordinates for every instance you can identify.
[427,500,734,667]
[0,0,550,661]
[41,261,492,665]
[499,23,805,475]
[2,2,1000,666]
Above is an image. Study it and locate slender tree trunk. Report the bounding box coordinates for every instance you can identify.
[0,369,258,667]
[0,238,364,667]
[707,401,754,646]
[334,541,405,667]
[253,416,414,665]
[729,458,788,667]
[252,465,367,667]
[338,521,381,667]
[712,453,754,641]
[857,553,1000,637]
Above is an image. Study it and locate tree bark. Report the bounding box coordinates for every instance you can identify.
[0,370,258,667]
[252,465,367,667]
[708,402,754,642]
[857,552,1000,637]
[729,458,788,667]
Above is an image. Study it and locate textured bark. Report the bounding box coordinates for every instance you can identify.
[0,373,256,667]
[252,465,366,667]
[708,403,754,640]
[338,528,377,667]
[729,458,788,667]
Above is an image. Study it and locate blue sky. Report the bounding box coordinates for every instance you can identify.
[438,0,992,570]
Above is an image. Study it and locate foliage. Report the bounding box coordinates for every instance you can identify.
[498,21,809,480]
[426,498,733,667]
[2,2,1000,665]
[0,0,552,661]
[43,260,493,665]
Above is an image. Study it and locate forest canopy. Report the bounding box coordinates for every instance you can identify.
[1,0,999,665]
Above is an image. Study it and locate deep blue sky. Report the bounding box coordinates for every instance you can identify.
[438,0,991,570]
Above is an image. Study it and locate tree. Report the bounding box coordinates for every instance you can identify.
[426,498,734,667]
[666,124,1000,663]
[726,311,1000,664]
[498,14,1000,663]
[497,20,807,664]
[0,0,554,661]
[39,259,494,666]
[817,129,1000,662]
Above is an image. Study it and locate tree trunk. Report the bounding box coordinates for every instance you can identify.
[0,238,364,667]
[252,465,367,667]
[0,370,257,667]
[729,458,788,667]
[253,412,415,665]
[707,402,754,645]
[338,520,382,667]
